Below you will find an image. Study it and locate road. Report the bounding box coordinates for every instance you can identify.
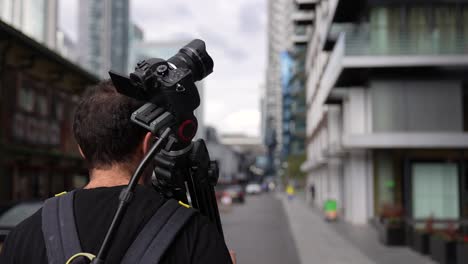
[220,193,301,264]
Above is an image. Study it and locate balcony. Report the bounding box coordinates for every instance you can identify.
[338,24,468,57]
[292,35,309,45]
[307,21,468,137]
[317,23,468,98]
[295,0,318,11]
[292,10,315,25]
[342,133,468,149]
[293,24,310,45]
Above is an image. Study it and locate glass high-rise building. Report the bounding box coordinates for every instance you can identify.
[0,0,58,49]
[78,0,129,78]
[265,0,294,158]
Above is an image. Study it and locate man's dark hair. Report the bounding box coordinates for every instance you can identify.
[73,80,147,169]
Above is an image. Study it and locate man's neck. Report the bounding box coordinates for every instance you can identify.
[84,164,137,189]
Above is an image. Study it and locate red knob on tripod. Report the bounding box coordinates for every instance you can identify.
[178,119,197,142]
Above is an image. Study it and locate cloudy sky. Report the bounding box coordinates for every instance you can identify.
[59,0,267,137]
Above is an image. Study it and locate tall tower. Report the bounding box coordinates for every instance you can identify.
[78,0,129,78]
[265,0,293,162]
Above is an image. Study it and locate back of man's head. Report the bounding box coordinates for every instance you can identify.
[73,80,147,169]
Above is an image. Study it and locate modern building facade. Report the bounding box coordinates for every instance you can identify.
[129,40,206,140]
[266,0,315,171]
[282,0,315,158]
[301,0,468,225]
[0,20,99,203]
[280,51,294,157]
[265,0,294,159]
[0,0,58,49]
[78,0,129,78]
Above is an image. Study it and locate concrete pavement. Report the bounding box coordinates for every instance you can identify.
[279,195,375,264]
[332,220,435,264]
[280,194,436,264]
[221,194,301,264]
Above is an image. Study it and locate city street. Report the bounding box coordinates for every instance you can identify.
[221,194,301,264]
[0,1,467,264]
[221,193,436,264]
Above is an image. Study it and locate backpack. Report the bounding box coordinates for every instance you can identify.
[41,190,196,264]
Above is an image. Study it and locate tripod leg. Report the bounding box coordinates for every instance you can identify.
[186,175,224,238]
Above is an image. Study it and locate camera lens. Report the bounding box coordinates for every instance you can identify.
[168,39,214,81]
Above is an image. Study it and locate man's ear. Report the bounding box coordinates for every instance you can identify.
[78,146,86,159]
[142,132,153,155]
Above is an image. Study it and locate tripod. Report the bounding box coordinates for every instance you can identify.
[152,139,224,237]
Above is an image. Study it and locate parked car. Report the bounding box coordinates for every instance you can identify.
[215,185,227,201]
[0,201,43,247]
[246,183,262,195]
[224,185,245,204]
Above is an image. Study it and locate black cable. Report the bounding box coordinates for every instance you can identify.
[91,127,172,264]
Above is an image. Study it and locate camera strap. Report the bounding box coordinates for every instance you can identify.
[41,191,196,264]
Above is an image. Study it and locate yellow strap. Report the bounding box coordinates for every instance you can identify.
[54,191,67,197]
[178,201,190,208]
[66,252,96,264]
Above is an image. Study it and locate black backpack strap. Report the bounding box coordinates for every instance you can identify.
[122,199,197,264]
[41,191,83,264]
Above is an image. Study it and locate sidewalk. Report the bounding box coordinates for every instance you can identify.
[278,194,435,264]
[332,219,435,264]
[278,194,374,264]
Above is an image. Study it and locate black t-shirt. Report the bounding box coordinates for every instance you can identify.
[0,185,231,264]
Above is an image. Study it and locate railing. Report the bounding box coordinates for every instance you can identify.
[332,23,468,56]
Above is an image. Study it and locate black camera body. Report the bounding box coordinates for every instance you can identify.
[130,58,200,118]
[109,39,213,144]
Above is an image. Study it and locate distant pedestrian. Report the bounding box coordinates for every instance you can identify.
[286,184,295,201]
[309,184,315,201]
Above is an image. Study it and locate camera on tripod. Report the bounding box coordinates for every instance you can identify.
[109,39,213,145]
[92,40,224,264]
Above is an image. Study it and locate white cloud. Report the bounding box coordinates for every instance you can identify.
[59,0,267,137]
[218,109,261,136]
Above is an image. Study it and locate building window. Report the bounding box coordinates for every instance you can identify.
[37,94,49,117]
[412,162,460,220]
[53,99,64,121]
[17,86,35,113]
[371,81,463,132]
